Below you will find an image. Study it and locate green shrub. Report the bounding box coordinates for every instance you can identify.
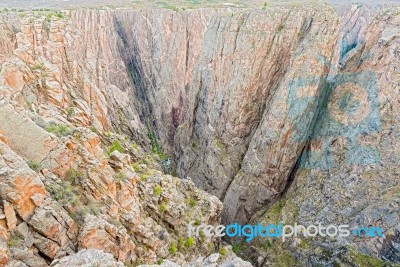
[89,126,98,133]
[123,260,134,267]
[114,172,127,181]
[185,196,197,207]
[169,243,177,254]
[55,12,64,19]
[132,161,142,172]
[65,168,82,184]
[106,216,122,228]
[199,230,206,241]
[177,237,185,250]
[277,250,296,267]
[349,249,386,267]
[219,247,227,256]
[140,170,154,182]
[131,143,138,149]
[66,106,74,117]
[153,185,162,196]
[161,3,179,11]
[140,173,150,182]
[31,63,45,71]
[45,180,76,206]
[191,142,197,149]
[185,237,195,247]
[7,234,21,248]
[132,259,143,266]
[87,200,101,215]
[214,138,224,149]
[232,242,246,254]
[160,203,167,212]
[45,124,72,137]
[106,140,123,156]
[148,129,161,154]
[27,160,43,173]
[263,239,272,249]
[297,31,304,38]
[208,242,214,253]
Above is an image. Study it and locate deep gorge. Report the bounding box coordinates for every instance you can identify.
[0,2,399,266]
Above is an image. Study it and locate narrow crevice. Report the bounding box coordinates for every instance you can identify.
[37,247,53,264]
[281,140,309,199]
[114,16,159,137]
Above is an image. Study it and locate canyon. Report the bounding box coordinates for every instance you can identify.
[0,2,399,266]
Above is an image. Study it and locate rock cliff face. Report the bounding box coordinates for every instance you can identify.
[0,2,399,266]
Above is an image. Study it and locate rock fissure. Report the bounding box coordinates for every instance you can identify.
[0,3,398,266]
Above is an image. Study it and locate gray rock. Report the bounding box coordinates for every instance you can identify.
[50,249,124,267]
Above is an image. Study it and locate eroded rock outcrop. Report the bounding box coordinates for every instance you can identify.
[50,249,124,267]
[0,118,224,265]
[0,2,398,266]
[0,140,78,265]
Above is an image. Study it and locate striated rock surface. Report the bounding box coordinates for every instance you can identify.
[138,248,252,267]
[50,249,124,267]
[0,2,398,266]
[0,121,224,265]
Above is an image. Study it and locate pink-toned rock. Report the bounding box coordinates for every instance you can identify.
[0,225,8,266]
[3,200,17,231]
[78,215,136,263]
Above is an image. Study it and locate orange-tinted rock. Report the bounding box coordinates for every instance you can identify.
[3,201,17,231]
[78,216,136,262]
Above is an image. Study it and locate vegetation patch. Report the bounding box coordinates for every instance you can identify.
[349,249,386,267]
[65,168,83,184]
[277,23,285,32]
[159,203,167,213]
[139,169,155,182]
[106,140,123,156]
[66,106,75,118]
[185,196,197,207]
[148,128,161,154]
[153,184,162,196]
[264,200,285,223]
[89,126,98,133]
[219,246,227,256]
[27,160,43,173]
[114,172,127,181]
[31,63,45,71]
[147,128,170,166]
[185,237,195,247]
[277,250,296,267]
[177,237,185,250]
[7,233,22,248]
[132,161,143,172]
[45,123,72,137]
[45,180,77,206]
[232,241,247,255]
[214,138,224,149]
[169,243,177,254]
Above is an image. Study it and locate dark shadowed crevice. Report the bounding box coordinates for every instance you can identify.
[113,16,164,143]
[281,140,309,199]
